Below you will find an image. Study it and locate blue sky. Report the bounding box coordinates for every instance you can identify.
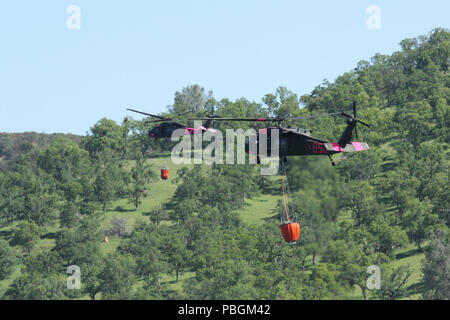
[0,1,448,135]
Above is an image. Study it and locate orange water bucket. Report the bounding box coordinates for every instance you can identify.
[280,222,300,244]
[161,167,169,180]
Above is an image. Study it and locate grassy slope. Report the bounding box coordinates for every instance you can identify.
[393,245,426,300]
[0,155,426,299]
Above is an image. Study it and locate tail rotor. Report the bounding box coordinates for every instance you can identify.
[340,102,370,138]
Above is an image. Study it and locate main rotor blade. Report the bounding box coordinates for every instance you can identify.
[128,108,197,125]
[289,111,346,120]
[341,112,354,119]
[188,117,272,122]
[341,112,370,127]
[353,102,358,138]
[189,110,351,122]
[356,119,370,127]
[145,119,170,123]
[126,108,167,120]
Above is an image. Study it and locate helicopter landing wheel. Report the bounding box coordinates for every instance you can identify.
[328,154,336,167]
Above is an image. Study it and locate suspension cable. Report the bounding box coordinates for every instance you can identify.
[282,175,290,223]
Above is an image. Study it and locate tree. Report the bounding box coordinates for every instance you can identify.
[4,274,69,300]
[81,256,105,300]
[10,168,60,227]
[375,265,412,300]
[340,180,384,227]
[4,248,69,300]
[220,165,259,202]
[292,188,334,265]
[54,215,103,266]
[401,199,438,251]
[184,255,254,299]
[184,229,256,299]
[105,216,128,238]
[63,181,83,204]
[0,239,18,280]
[374,170,419,217]
[0,172,27,223]
[22,251,63,276]
[119,117,132,160]
[23,192,59,227]
[81,118,123,161]
[148,206,167,226]
[118,221,167,288]
[303,263,344,300]
[369,215,409,257]
[169,84,213,115]
[100,253,136,300]
[160,226,192,281]
[59,202,80,229]
[321,239,376,300]
[171,199,198,223]
[395,101,433,147]
[37,137,90,184]
[11,221,40,255]
[93,164,123,212]
[422,228,450,299]
[127,153,154,211]
[261,93,279,117]
[128,118,157,156]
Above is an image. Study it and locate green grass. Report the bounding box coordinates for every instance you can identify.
[0,265,21,298]
[161,271,196,292]
[392,244,426,300]
[235,194,280,225]
[101,156,192,231]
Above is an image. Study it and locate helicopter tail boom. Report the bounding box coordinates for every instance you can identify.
[324,142,369,153]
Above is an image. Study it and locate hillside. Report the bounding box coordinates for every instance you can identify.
[0,154,431,299]
[0,28,448,300]
[0,132,82,171]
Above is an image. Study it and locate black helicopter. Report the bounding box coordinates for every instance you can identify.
[191,102,370,166]
[126,108,217,138]
[127,102,370,166]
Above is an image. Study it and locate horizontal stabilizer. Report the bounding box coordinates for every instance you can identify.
[324,142,369,153]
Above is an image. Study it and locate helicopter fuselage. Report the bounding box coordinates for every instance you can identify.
[245,126,369,158]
